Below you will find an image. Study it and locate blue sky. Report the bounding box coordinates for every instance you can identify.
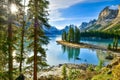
[48,0,120,29]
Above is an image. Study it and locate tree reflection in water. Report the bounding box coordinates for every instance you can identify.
[61,45,80,61]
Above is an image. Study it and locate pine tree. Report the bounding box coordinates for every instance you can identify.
[62,65,67,79]
[7,0,22,79]
[62,31,67,41]
[20,0,25,74]
[115,37,118,50]
[28,0,49,80]
[67,26,74,42]
[74,27,80,43]
[7,0,14,79]
[113,37,118,50]
[0,0,8,79]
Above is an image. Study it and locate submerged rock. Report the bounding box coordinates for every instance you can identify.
[105,55,114,60]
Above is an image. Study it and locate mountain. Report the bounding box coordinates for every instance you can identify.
[43,5,120,36]
[42,26,61,35]
[43,24,78,36]
[79,19,96,31]
[61,24,77,32]
[86,5,120,31]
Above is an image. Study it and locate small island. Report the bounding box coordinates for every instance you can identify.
[57,26,120,56]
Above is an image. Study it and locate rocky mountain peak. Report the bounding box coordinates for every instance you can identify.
[85,5,120,31]
[97,6,119,25]
[79,19,96,31]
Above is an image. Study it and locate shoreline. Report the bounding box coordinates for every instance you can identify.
[56,40,107,50]
[56,40,120,57]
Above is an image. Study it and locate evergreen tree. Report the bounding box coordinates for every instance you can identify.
[0,1,8,79]
[113,37,116,50]
[62,31,67,41]
[62,65,67,79]
[7,0,22,79]
[74,27,80,43]
[67,26,74,42]
[19,0,25,74]
[108,43,112,50]
[71,27,74,42]
[0,0,22,79]
[28,0,49,80]
[115,37,118,50]
[62,26,81,43]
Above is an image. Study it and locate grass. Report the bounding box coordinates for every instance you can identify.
[92,74,112,80]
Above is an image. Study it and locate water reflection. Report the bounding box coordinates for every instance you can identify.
[61,45,80,61]
[46,36,112,66]
[96,50,111,65]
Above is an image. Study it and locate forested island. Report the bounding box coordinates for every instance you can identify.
[61,26,120,52]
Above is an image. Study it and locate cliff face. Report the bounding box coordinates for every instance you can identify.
[97,6,118,26]
[86,5,120,31]
[103,5,120,30]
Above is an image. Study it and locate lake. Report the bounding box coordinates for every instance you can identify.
[45,36,114,66]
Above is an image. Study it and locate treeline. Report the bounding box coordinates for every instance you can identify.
[0,0,49,80]
[62,26,80,43]
[81,31,120,39]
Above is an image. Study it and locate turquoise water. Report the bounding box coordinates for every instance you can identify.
[81,38,120,47]
[46,36,114,66]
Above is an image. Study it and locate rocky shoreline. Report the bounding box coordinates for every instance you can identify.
[37,57,120,80]
[38,63,96,79]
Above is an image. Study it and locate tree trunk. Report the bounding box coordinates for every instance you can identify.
[34,18,38,80]
[20,20,25,73]
[8,0,13,80]
[8,14,13,80]
[20,0,26,74]
[34,0,38,79]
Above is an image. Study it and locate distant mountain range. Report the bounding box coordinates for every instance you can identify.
[79,19,96,31]
[42,26,61,36]
[43,5,120,35]
[43,24,77,35]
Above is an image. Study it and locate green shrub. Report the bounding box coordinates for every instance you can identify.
[87,64,94,71]
[107,43,112,50]
[62,65,67,79]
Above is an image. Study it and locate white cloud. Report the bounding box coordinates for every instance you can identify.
[48,0,84,23]
[48,0,111,23]
[48,0,84,10]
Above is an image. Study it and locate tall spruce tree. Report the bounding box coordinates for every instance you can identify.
[62,31,67,41]
[20,0,25,74]
[7,0,22,79]
[74,27,80,43]
[0,0,8,79]
[67,26,74,42]
[28,0,49,80]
